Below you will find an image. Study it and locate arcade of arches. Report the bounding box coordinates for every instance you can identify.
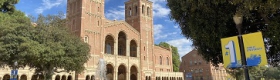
[92,64,138,80]
[1,74,73,80]
[105,32,138,57]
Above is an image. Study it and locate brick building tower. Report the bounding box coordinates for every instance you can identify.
[0,0,185,80]
[65,0,184,80]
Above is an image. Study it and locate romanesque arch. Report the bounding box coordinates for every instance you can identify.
[86,75,90,80]
[106,64,114,80]
[118,64,126,80]
[55,75,60,80]
[3,74,10,80]
[130,65,138,80]
[90,75,95,80]
[142,5,145,14]
[130,40,137,57]
[167,57,169,65]
[105,35,115,54]
[67,75,72,80]
[61,75,66,80]
[118,31,126,56]
[20,75,27,80]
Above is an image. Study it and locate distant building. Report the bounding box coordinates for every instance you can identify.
[179,50,230,80]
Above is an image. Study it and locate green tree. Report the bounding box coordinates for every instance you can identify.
[0,0,19,13]
[28,14,90,80]
[167,0,280,65]
[156,42,181,72]
[0,4,32,67]
[0,5,90,80]
[227,66,280,80]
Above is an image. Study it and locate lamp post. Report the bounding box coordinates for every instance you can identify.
[233,14,250,80]
[12,61,18,80]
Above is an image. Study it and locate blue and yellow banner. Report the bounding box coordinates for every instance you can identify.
[221,36,242,68]
[242,32,267,66]
[221,32,267,68]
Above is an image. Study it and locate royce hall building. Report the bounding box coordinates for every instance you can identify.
[0,0,184,80]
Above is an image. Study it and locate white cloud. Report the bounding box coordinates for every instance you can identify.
[105,6,125,20]
[153,24,179,40]
[154,24,163,36]
[150,0,170,18]
[167,38,193,58]
[153,3,170,18]
[174,25,179,28]
[35,0,65,14]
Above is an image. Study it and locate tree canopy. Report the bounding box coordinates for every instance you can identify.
[156,42,181,72]
[0,1,90,80]
[0,0,18,13]
[167,0,280,66]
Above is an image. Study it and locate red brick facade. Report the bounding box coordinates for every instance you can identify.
[66,0,184,80]
[180,50,230,80]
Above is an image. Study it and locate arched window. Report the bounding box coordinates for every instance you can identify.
[135,6,138,15]
[142,5,144,14]
[84,36,89,43]
[106,43,111,54]
[147,7,150,16]
[118,31,126,56]
[160,56,162,65]
[130,40,137,57]
[129,8,132,16]
[98,7,100,12]
[105,35,114,54]
[167,57,169,65]
[98,21,99,26]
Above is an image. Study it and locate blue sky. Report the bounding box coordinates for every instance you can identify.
[15,0,193,58]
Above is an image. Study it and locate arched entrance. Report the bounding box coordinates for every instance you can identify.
[130,40,137,57]
[55,75,60,80]
[118,65,126,80]
[90,75,95,80]
[67,75,72,80]
[61,75,66,80]
[3,74,10,80]
[118,31,126,56]
[20,75,27,80]
[106,64,114,80]
[86,75,90,80]
[130,66,138,80]
[105,35,114,54]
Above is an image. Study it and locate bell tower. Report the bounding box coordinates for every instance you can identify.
[66,0,105,79]
[125,0,155,79]
[67,0,105,36]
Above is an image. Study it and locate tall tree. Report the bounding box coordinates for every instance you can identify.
[0,6,90,80]
[167,0,280,65]
[27,14,90,80]
[156,42,181,72]
[0,0,19,13]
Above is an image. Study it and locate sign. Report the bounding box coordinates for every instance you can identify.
[242,32,267,66]
[221,36,242,68]
[186,73,192,78]
[221,32,268,68]
[185,73,192,80]
[11,70,18,75]
[11,70,18,80]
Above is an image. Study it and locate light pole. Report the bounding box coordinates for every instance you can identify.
[233,14,250,80]
[13,61,18,80]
